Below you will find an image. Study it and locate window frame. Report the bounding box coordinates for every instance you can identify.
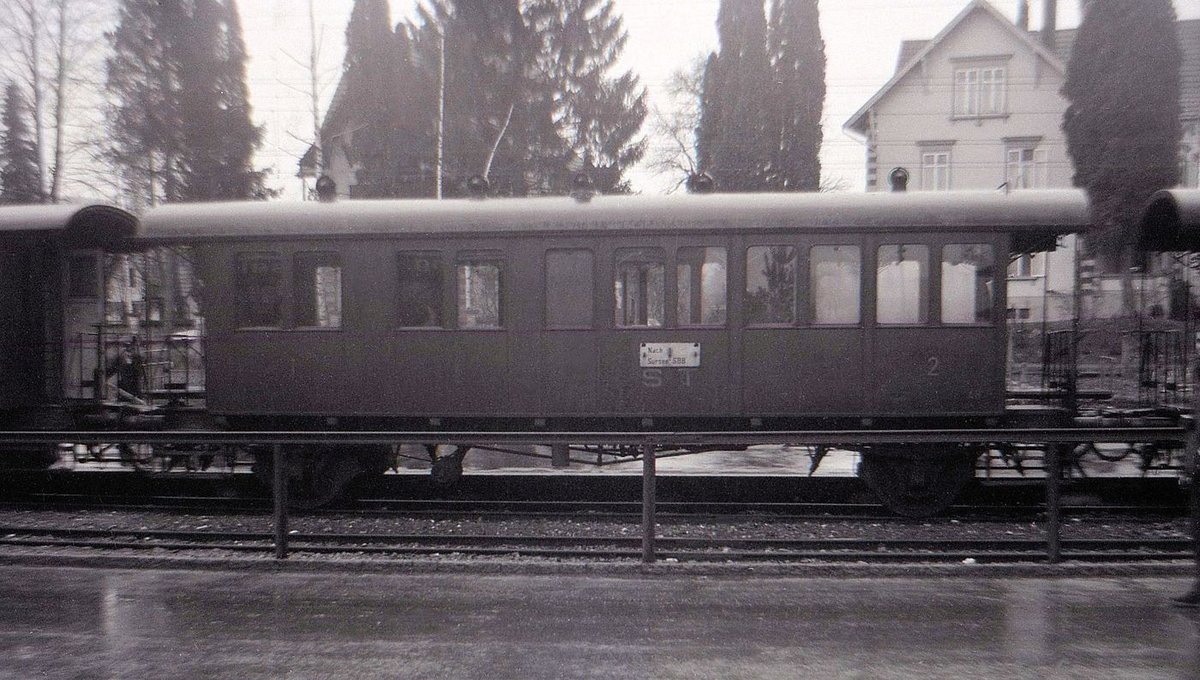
[952,62,1008,119]
[675,245,728,328]
[233,250,285,329]
[809,243,862,327]
[292,250,343,330]
[1005,141,1049,190]
[940,243,996,326]
[875,243,932,326]
[744,243,798,327]
[613,247,667,329]
[395,250,446,329]
[920,149,951,191]
[455,251,505,330]
[544,248,595,330]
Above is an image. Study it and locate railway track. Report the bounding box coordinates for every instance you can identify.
[1,493,1187,522]
[0,525,1191,564]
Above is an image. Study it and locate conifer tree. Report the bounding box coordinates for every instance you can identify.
[766,0,824,191]
[106,0,268,203]
[0,82,43,204]
[1063,0,1181,273]
[331,0,429,197]
[529,0,647,192]
[699,0,771,192]
[695,52,720,180]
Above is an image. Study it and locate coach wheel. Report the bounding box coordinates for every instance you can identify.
[428,444,469,489]
[253,446,368,510]
[0,446,59,470]
[858,447,978,518]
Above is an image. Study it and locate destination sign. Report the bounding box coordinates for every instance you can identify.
[639,342,701,368]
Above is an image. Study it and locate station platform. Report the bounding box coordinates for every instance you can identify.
[0,565,1196,679]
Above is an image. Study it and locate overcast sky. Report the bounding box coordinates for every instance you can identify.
[235,0,1200,199]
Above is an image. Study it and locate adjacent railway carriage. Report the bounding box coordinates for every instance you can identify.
[0,204,137,430]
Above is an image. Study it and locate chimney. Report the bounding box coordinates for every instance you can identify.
[1040,0,1057,49]
[1016,1,1029,31]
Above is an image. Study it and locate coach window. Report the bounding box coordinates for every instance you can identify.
[457,255,503,328]
[677,247,727,326]
[293,252,342,328]
[397,252,443,327]
[941,244,994,324]
[66,253,99,298]
[745,245,796,325]
[234,252,283,327]
[546,249,594,328]
[876,244,929,325]
[810,245,860,325]
[614,248,665,327]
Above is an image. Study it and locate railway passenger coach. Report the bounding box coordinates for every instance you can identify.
[0,204,137,436]
[137,190,1087,432]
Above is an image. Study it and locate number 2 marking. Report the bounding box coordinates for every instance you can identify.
[927,356,941,377]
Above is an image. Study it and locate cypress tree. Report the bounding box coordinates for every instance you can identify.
[0,83,43,204]
[695,52,721,181]
[336,0,425,198]
[178,0,268,201]
[1062,0,1181,273]
[107,0,268,204]
[710,0,771,191]
[766,0,824,191]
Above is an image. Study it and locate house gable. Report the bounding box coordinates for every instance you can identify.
[840,0,1065,138]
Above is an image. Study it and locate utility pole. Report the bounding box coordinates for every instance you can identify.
[436,24,445,199]
[308,0,322,178]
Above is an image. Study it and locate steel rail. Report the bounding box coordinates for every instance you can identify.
[0,531,1189,564]
[0,526,1189,553]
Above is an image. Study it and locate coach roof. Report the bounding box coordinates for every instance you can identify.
[1140,189,1200,252]
[0,203,137,248]
[136,189,1089,250]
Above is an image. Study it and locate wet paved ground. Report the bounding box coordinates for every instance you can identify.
[0,566,1197,679]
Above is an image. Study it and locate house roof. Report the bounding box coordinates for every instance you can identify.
[848,3,1200,136]
[845,0,1068,136]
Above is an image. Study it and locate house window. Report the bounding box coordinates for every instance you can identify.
[1182,142,1199,188]
[1007,146,1048,189]
[954,66,1006,117]
[921,151,950,191]
[1008,253,1045,278]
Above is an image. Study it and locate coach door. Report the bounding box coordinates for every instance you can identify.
[867,234,1005,417]
[741,236,866,417]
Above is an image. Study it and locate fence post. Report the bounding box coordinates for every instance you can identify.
[1045,443,1063,564]
[642,441,656,564]
[273,443,289,560]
